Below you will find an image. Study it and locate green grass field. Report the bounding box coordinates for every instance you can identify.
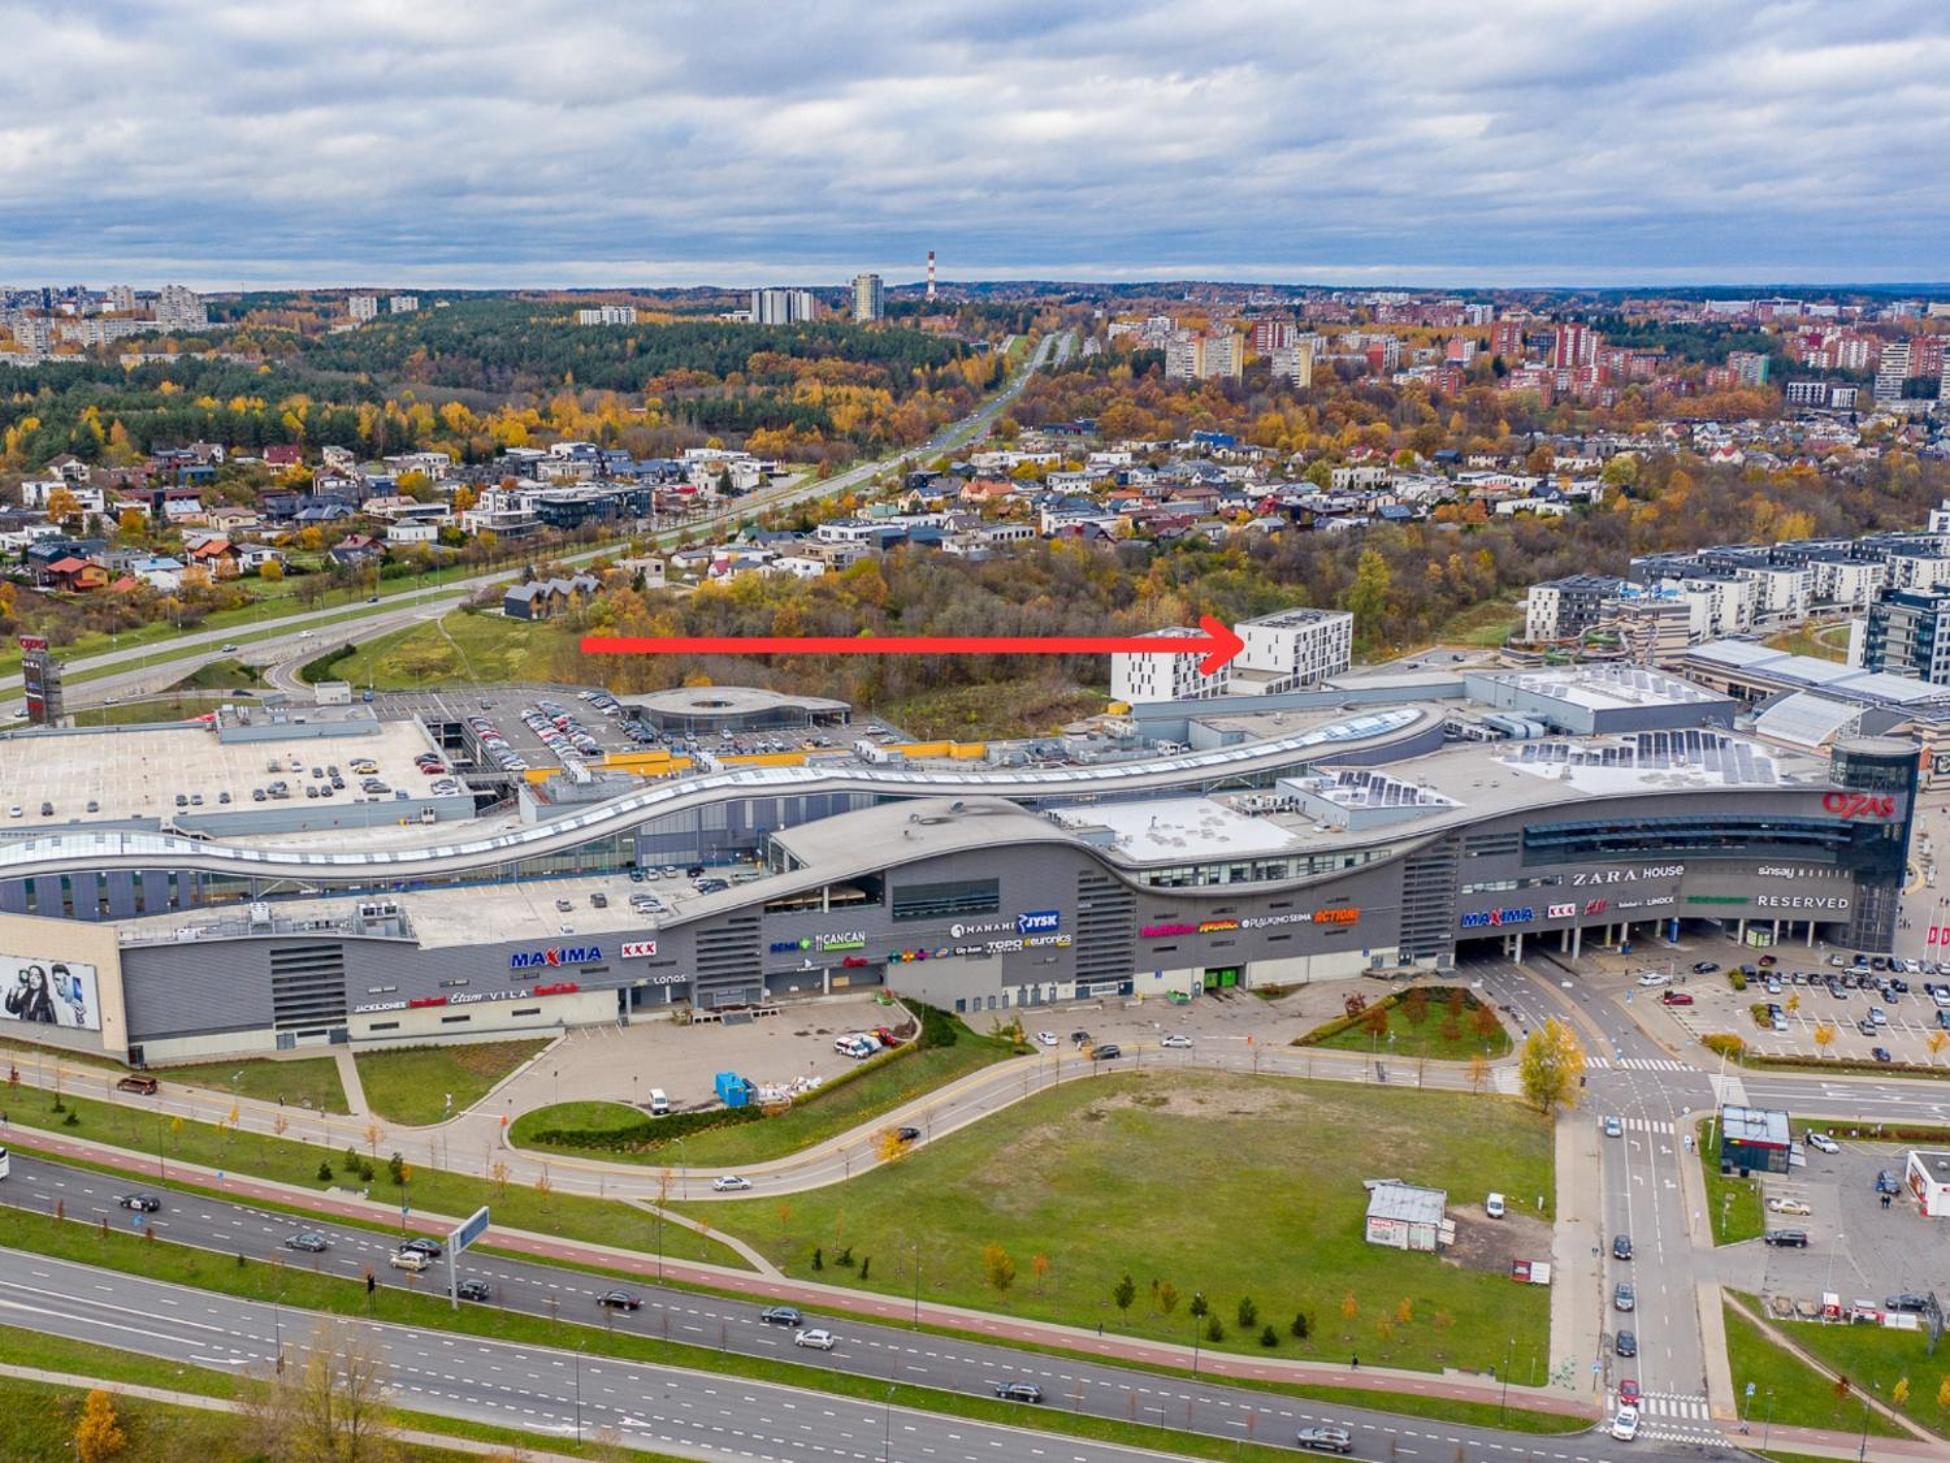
[1696,1117,1767,1244]
[316,609,562,688]
[875,680,1109,740]
[511,1030,1020,1169]
[678,1070,1554,1371]
[1723,1301,1913,1437]
[1308,987,1511,1061]
[355,1039,550,1126]
[1433,596,1523,648]
[0,1080,749,1271]
[156,1055,349,1114]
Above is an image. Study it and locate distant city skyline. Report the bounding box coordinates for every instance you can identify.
[6,1,1949,287]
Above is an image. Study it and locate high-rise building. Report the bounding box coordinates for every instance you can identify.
[1491,319,1525,361]
[1726,350,1770,387]
[152,284,207,330]
[349,295,380,323]
[751,288,818,326]
[852,273,884,323]
[1252,319,1293,354]
[1164,333,1243,382]
[389,295,420,315]
[107,285,136,314]
[1269,340,1315,387]
[1864,587,1950,683]
[1109,608,1353,704]
[1874,339,1911,402]
[1551,322,1595,369]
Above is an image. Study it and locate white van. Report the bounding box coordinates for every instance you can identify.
[1485,1192,1506,1219]
[648,1088,670,1116]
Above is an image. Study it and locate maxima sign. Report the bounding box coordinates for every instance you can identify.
[510,945,604,970]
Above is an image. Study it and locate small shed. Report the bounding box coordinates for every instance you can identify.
[1904,1150,1950,1218]
[1719,1104,1791,1177]
[1363,1182,1453,1252]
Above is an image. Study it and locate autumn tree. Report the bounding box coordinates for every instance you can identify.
[1517,1018,1587,1114]
[260,559,285,583]
[242,1320,394,1461]
[1344,548,1394,641]
[981,1242,1016,1296]
[74,1388,127,1462]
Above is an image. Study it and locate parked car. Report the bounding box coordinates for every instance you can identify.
[1691,961,1720,974]
[1660,991,1695,1006]
[1035,1031,1058,1047]
[1887,1293,1930,1313]
[992,1381,1045,1403]
[1806,1131,1840,1154]
[794,1328,837,1350]
[1763,1229,1810,1248]
[1767,1198,1812,1216]
[285,1231,330,1253]
[1635,971,1670,988]
[760,1306,804,1328]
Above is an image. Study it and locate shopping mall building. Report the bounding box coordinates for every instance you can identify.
[0,672,1919,1066]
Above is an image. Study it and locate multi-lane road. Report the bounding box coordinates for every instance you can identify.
[0,1150,1637,1461]
[3,329,1068,718]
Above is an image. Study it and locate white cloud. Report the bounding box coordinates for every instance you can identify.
[1,0,1946,285]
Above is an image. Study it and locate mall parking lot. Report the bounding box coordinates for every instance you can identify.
[1656,961,1950,1066]
[1739,1141,1943,1302]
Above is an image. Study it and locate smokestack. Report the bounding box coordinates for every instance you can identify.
[926,250,936,302]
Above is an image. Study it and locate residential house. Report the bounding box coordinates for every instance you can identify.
[43,555,110,591]
[329,533,383,566]
[129,555,186,591]
[502,572,601,621]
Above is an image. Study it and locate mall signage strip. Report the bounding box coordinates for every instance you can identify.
[582,615,1249,676]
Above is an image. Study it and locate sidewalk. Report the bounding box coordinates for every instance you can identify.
[1548,1112,1606,1409]
[0,1120,1595,1421]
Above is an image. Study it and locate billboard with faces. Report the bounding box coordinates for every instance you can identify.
[0,953,100,1031]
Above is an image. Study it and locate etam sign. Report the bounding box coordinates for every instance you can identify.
[1822,791,1897,821]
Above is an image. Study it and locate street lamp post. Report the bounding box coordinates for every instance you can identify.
[574,1345,584,1442]
[1500,1336,1514,1423]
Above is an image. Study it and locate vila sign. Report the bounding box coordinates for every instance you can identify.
[510,944,604,970]
[1822,791,1896,821]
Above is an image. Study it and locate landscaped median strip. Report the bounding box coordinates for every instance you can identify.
[0,1211,1436,1463]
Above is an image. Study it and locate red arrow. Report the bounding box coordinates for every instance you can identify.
[583,614,1247,676]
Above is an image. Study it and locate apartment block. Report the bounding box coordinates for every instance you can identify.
[1110,608,1353,704]
[1864,588,1950,684]
[1524,574,1628,642]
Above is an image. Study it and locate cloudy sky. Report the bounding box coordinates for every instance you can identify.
[6,0,1949,289]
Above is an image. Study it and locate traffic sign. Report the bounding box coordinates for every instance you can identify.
[450,1204,490,1256]
[1745,1382,1756,1398]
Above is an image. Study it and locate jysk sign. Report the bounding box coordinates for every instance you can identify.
[510,945,603,970]
[1460,906,1534,930]
[1017,911,1061,935]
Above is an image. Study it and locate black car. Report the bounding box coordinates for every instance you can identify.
[284,1231,330,1253]
[400,1238,444,1260]
[896,1127,922,1143]
[455,1278,492,1303]
[117,1194,162,1213]
[597,1290,642,1311]
[1614,1330,1638,1357]
[1691,960,1720,974]
[1092,1043,1122,1060]
[684,865,706,878]
[992,1381,1045,1403]
[1763,1229,1810,1248]
[760,1306,804,1327]
[1612,1234,1633,1261]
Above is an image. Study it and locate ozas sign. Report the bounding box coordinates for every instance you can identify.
[1822,791,1896,821]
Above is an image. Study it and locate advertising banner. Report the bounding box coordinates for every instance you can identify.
[0,953,100,1030]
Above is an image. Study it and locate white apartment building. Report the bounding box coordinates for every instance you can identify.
[1164,333,1244,382]
[752,289,818,326]
[1269,340,1316,387]
[389,295,420,315]
[1875,340,1911,402]
[1885,551,1950,593]
[577,304,639,326]
[349,295,380,322]
[1734,563,1813,624]
[1808,557,1886,609]
[153,284,206,330]
[1110,608,1353,704]
[852,273,884,322]
[1110,627,1231,703]
[1662,575,1758,640]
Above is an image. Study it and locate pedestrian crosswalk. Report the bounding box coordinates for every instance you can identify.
[1633,1391,1711,1420]
[1622,1117,1674,1136]
[1587,1056,1692,1071]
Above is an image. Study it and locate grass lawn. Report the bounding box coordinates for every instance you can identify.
[1723,1300,1914,1437]
[1433,596,1523,649]
[511,1030,1021,1169]
[355,1039,551,1126]
[678,1070,1554,1371]
[1306,987,1510,1061]
[1695,1117,1767,1245]
[156,1054,349,1115]
[1762,626,1848,663]
[1287,1382,1587,1435]
[316,609,563,689]
[875,680,1109,740]
[0,1080,749,1271]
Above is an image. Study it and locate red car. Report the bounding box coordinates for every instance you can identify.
[1661,990,1695,1006]
[1618,1379,1641,1406]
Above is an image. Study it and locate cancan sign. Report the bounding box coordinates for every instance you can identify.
[1822,791,1896,821]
